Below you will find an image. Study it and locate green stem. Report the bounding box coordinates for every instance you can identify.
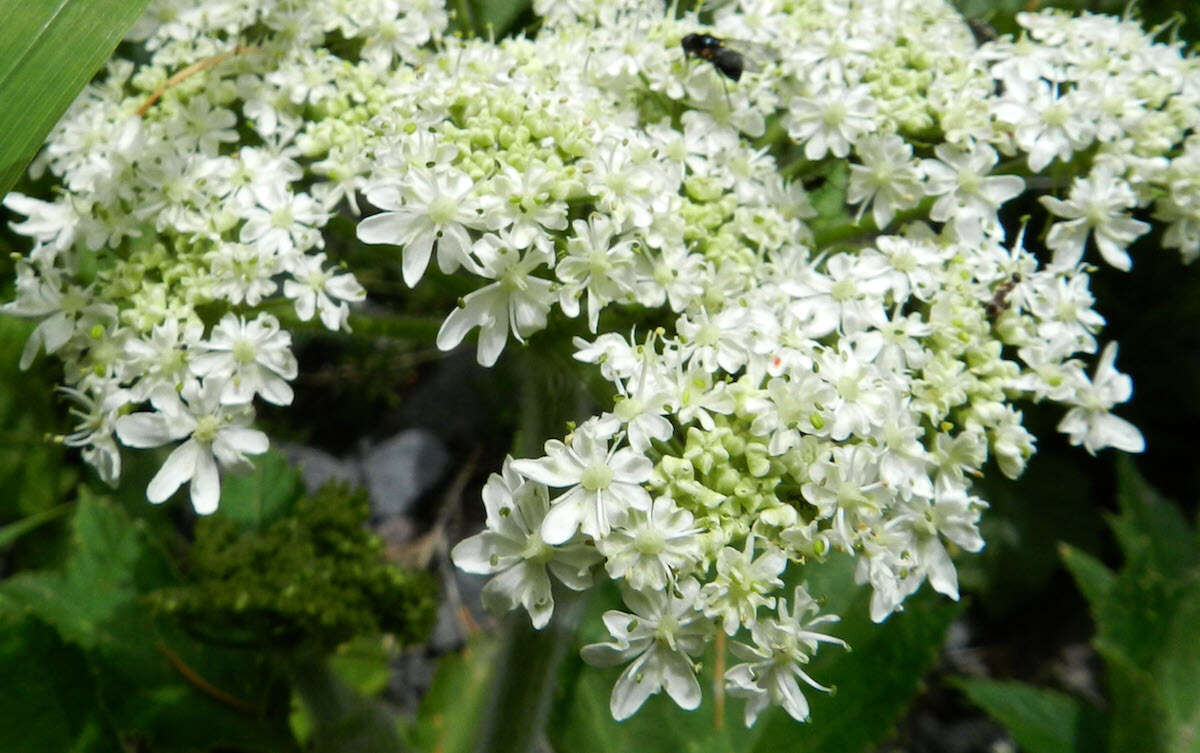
[474,592,589,753]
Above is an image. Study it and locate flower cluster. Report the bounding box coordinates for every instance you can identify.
[2,0,448,510]
[5,0,1195,728]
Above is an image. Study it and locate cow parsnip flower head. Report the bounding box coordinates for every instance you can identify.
[5,0,1197,728]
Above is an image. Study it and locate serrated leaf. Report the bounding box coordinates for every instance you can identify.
[86,610,301,753]
[955,679,1106,753]
[1109,457,1196,578]
[1059,467,1200,753]
[0,490,174,648]
[1060,543,1116,613]
[0,0,154,197]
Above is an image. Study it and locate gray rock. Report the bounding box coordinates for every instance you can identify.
[359,429,449,519]
[277,442,364,493]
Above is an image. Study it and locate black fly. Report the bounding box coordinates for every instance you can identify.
[681,33,748,82]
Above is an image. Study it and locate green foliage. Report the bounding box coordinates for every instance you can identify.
[404,632,505,753]
[0,0,153,197]
[0,614,119,753]
[150,481,438,650]
[0,492,299,752]
[0,442,437,752]
[961,461,1200,753]
[0,318,75,520]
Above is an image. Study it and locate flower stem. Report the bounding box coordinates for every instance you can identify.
[713,629,726,731]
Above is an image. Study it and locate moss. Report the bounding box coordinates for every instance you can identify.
[149,483,437,650]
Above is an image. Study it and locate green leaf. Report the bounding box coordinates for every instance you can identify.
[0,614,121,753]
[0,0,154,198]
[0,490,174,648]
[0,318,74,519]
[1108,457,1196,578]
[955,679,1106,753]
[1059,544,1116,617]
[0,492,300,752]
[215,449,305,530]
[329,636,393,698]
[290,656,403,753]
[1060,467,1200,753]
[406,633,503,753]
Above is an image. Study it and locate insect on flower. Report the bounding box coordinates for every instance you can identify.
[681,33,758,82]
[986,273,1022,321]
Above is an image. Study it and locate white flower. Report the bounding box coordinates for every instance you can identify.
[597,496,703,591]
[435,233,556,367]
[596,358,675,453]
[889,479,986,601]
[750,373,835,454]
[512,423,653,545]
[783,84,876,160]
[701,537,787,635]
[802,443,892,549]
[580,579,711,719]
[783,252,891,336]
[1039,165,1150,271]
[556,215,639,332]
[726,585,847,726]
[2,193,78,264]
[992,79,1096,172]
[114,379,269,514]
[357,168,487,286]
[281,252,366,331]
[2,263,116,369]
[238,185,327,257]
[1057,342,1145,454]
[922,142,1024,244]
[484,163,569,248]
[847,134,923,229]
[59,384,131,486]
[207,242,281,306]
[676,307,750,374]
[451,458,600,629]
[190,313,298,406]
[124,316,204,400]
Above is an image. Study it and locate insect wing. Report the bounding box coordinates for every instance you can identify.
[717,38,776,74]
